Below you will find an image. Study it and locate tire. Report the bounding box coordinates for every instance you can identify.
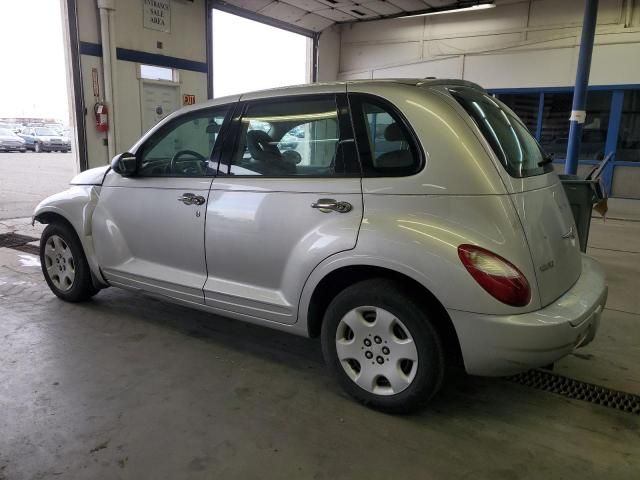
[321,278,445,413]
[40,223,99,302]
[34,142,41,153]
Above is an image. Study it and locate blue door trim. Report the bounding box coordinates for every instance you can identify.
[79,41,208,73]
[488,84,640,94]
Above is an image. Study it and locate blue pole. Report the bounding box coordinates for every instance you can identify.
[565,0,599,175]
[601,90,624,195]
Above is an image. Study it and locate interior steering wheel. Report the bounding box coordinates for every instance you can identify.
[170,150,207,175]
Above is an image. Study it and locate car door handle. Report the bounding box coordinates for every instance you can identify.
[311,198,352,213]
[178,193,206,206]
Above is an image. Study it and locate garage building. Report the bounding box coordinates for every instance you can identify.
[1,1,639,479]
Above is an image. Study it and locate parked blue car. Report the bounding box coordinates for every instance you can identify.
[18,127,71,153]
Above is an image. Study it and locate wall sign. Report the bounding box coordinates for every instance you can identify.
[143,0,171,33]
[183,94,196,106]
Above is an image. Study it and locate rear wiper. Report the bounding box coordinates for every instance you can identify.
[538,152,554,166]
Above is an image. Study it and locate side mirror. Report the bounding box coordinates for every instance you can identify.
[111,152,138,176]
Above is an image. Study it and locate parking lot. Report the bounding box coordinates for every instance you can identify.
[0,152,75,220]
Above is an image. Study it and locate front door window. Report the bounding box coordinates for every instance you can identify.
[136,107,229,177]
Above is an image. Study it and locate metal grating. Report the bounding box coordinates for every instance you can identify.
[510,369,640,415]
[11,243,40,255]
[0,233,39,249]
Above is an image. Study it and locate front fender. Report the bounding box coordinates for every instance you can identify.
[33,186,106,285]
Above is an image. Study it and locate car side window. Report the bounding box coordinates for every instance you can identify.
[223,95,359,177]
[137,107,229,177]
[350,95,422,176]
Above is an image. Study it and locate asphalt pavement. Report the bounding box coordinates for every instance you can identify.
[0,152,76,220]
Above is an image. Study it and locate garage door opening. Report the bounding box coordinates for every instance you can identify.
[211,9,312,98]
[0,0,75,221]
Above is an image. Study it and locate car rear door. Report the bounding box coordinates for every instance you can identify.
[92,104,232,304]
[203,90,363,325]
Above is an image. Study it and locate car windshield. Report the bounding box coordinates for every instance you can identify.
[35,127,57,136]
[449,87,553,178]
[0,128,15,136]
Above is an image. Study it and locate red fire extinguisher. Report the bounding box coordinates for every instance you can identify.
[94,102,109,133]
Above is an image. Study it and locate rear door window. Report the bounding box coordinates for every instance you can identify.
[222,95,360,177]
[449,87,553,178]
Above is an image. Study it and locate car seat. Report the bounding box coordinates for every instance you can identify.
[246,130,296,174]
[374,123,413,169]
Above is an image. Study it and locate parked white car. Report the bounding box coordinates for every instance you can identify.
[33,80,607,412]
[0,127,26,152]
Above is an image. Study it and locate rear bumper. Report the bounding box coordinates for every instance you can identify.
[0,146,26,152]
[41,145,69,151]
[448,254,607,376]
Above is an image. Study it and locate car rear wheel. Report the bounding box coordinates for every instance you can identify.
[321,278,445,413]
[40,223,99,302]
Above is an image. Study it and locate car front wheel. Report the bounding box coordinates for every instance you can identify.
[321,278,445,413]
[40,223,99,302]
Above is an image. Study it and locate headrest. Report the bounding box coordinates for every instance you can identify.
[384,123,404,142]
[246,129,281,163]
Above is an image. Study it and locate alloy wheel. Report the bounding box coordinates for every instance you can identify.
[43,235,76,291]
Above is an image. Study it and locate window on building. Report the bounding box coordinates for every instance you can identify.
[617,90,640,162]
[139,64,175,82]
[539,91,611,160]
[496,93,539,134]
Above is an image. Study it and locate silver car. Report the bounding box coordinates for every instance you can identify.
[33,80,607,412]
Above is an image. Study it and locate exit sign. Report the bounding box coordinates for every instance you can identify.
[182,94,196,106]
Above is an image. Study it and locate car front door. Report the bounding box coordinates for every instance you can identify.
[92,104,232,304]
[203,91,363,325]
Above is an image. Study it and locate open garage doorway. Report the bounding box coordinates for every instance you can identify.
[0,0,75,221]
[211,9,312,98]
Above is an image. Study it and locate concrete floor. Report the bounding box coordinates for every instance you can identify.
[0,152,75,220]
[0,208,639,479]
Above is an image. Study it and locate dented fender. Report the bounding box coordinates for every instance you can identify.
[32,185,107,286]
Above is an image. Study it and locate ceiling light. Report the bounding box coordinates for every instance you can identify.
[403,2,495,18]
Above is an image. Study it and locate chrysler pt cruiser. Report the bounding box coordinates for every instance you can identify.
[33,80,607,412]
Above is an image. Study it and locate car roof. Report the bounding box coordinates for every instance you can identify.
[187,78,484,113]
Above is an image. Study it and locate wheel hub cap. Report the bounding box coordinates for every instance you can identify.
[43,235,75,291]
[335,306,418,396]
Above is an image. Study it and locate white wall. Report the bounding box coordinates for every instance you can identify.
[334,0,640,88]
[317,25,341,82]
[77,0,208,168]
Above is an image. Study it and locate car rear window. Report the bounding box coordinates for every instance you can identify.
[449,87,553,178]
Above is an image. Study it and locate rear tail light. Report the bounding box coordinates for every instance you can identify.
[458,244,531,307]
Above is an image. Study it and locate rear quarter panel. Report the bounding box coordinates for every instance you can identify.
[299,194,542,324]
